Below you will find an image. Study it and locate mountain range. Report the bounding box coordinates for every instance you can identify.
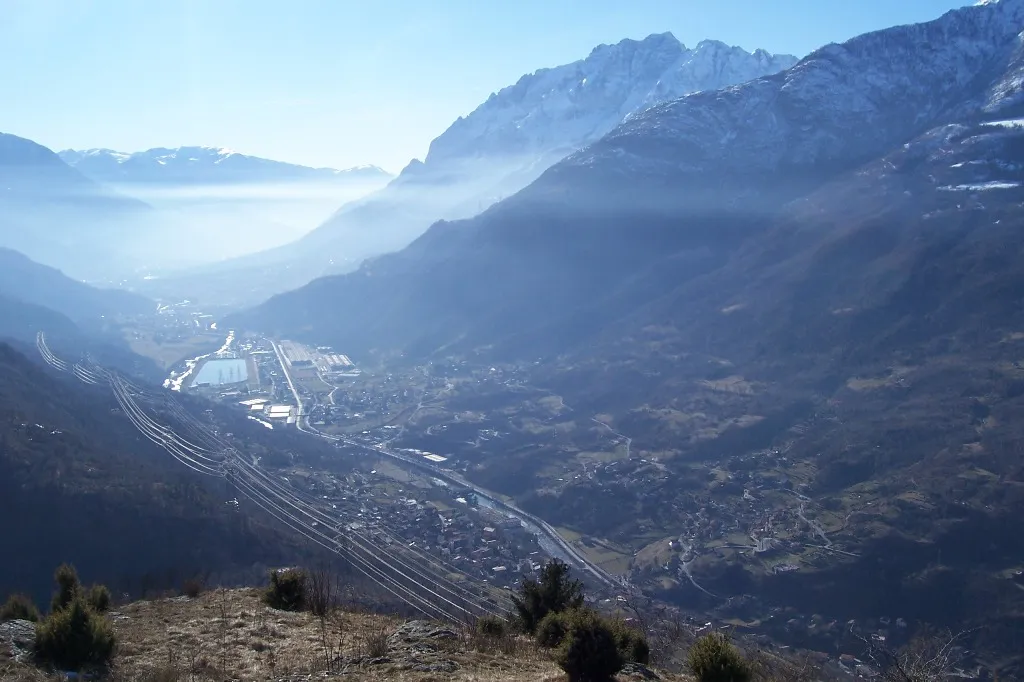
[0,247,152,323]
[235,0,1024,356]
[0,248,166,385]
[59,146,391,185]
[229,0,1024,658]
[0,35,796,304]
[202,34,798,302]
[0,136,392,281]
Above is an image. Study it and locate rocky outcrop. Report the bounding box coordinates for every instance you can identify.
[0,620,36,664]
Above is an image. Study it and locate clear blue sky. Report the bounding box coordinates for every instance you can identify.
[1,0,969,173]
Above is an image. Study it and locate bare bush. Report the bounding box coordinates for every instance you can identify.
[182,635,205,682]
[364,626,389,659]
[137,666,181,682]
[307,565,333,618]
[861,629,970,682]
[306,565,348,672]
[619,585,695,667]
[181,576,205,599]
[462,619,525,657]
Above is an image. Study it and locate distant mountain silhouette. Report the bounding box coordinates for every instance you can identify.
[60,146,392,185]
[0,247,153,323]
[0,294,79,346]
[0,342,309,603]
[0,133,159,280]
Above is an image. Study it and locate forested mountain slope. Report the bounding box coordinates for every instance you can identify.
[0,344,306,602]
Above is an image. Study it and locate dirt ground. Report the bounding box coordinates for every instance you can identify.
[3,589,690,682]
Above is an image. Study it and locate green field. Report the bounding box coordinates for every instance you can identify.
[125,331,223,369]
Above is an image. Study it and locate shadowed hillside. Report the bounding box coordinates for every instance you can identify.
[0,343,310,603]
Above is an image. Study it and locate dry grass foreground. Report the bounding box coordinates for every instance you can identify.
[3,588,690,682]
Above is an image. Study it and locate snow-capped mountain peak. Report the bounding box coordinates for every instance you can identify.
[58,147,393,185]
[76,148,131,162]
[421,32,798,167]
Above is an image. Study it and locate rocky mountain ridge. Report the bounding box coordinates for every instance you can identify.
[423,33,797,166]
[563,0,1024,181]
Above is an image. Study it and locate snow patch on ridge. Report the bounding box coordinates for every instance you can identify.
[982,118,1024,127]
[939,181,1021,191]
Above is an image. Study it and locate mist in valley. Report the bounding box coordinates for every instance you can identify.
[122,151,572,308]
[114,177,390,268]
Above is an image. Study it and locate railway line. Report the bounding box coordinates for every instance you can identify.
[35,332,513,624]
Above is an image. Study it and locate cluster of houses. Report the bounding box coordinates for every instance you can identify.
[379,496,542,588]
[275,466,545,590]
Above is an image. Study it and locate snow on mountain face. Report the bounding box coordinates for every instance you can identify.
[564,0,1024,180]
[58,147,392,185]
[423,33,798,166]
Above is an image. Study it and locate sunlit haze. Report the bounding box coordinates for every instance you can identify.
[2,0,967,171]
[3,0,1024,674]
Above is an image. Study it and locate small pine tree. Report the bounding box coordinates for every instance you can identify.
[511,559,584,634]
[86,585,111,613]
[687,631,752,682]
[609,619,650,665]
[35,596,115,671]
[555,609,624,682]
[263,568,306,611]
[1,594,40,622]
[51,563,81,613]
[536,610,570,649]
